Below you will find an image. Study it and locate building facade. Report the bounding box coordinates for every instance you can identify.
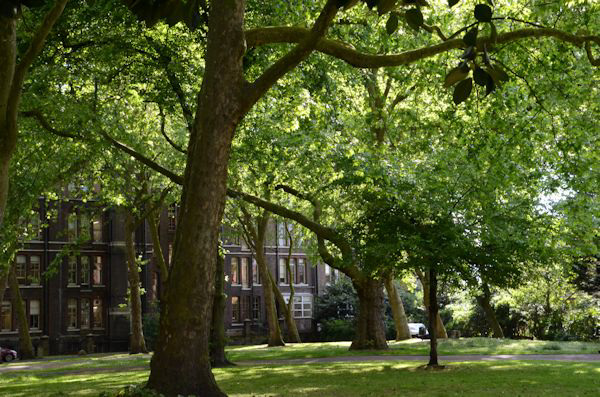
[0,199,339,355]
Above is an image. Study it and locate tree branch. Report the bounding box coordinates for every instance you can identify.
[158,105,187,154]
[246,26,600,69]
[7,0,69,129]
[242,0,339,112]
[21,109,81,139]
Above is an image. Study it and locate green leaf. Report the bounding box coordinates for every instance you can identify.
[405,8,424,31]
[378,0,397,15]
[474,4,493,23]
[386,13,399,35]
[485,77,496,95]
[463,27,479,47]
[453,78,473,104]
[444,66,470,88]
[461,46,476,60]
[473,67,489,86]
[486,64,509,85]
[448,0,460,7]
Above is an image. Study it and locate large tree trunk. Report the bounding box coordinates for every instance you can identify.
[476,283,504,338]
[9,265,34,358]
[125,213,148,354]
[350,278,388,350]
[416,269,448,339]
[0,17,17,227]
[147,2,245,395]
[253,216,285,346]
[384,275,411,341]
[427,267,439,367]
[283,228,301,343]
[211,252,234,367]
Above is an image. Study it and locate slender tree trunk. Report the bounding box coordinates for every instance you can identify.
[283,227,301,343]
[147,209,168,298]
[0,265,9,303]
[350,278,389,350]
[427,267,439,367]
[253,216,285,346]
[269,271,301,343]
[211,252,234,367]
[416,269,448,339]
[0,17,17,228]
[476,284,504,338]
[147,3,245,395]
[125,213,148,354]
[384,275,411,341]
[9,265,34,358]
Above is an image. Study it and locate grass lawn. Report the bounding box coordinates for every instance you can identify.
[1,360,599,396]
[226,338,600,362]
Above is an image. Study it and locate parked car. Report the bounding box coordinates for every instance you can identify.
[0,347,17,362]
[408,323,429,338]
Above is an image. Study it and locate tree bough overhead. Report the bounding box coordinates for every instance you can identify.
[18,0,592,395]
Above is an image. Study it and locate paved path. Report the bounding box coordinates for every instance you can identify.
[239,354,600,366]
[1,353,598,375]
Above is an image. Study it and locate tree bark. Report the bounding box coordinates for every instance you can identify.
[211,252,234,367]
[147,209,168,299]
[416,269,448,339]
[9,265,34,358]
[283,222,301,343]
[350,278,388,350]
[476,283,504,338]
[0,16,17,227]
[125,213,148,354]
[0,265,9,303]
[427,267,439,367]
[384,275,411,341]
[254,215,285,346]
[268,271,301,344]
[147,2,246,395]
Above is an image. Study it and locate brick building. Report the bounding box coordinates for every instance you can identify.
[0,198,339,355]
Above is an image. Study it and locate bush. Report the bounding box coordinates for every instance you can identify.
[319,319,355,342]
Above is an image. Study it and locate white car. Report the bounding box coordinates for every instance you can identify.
[408,323,429,338]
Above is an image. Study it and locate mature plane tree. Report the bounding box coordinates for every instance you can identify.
[17,0,599,394]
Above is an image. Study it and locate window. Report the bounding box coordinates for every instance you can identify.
[231,257,240,285]
[80,298,90,329]
[29,300,40,329]
[278,258,288,285]
[231,296,240,323]
[29,212,42,240]
[241,296,251,320]
[293,295,312,318]
[277,223,289,247]
[80,256,90,286]
[92,298,103,328]
[168,243,173,265]
[67,212,77,241]
[1,302,11,331]
[67,299,78,329]
[68,257,77,285]
[16,255,26,284]
[168,206,177,232]
[80,213,90,241]
[92,217,103,242]
[252,259,261,285]
[296,258,306,285]
[241,257,250,288]
[30,256,41,285]
[325,264,332,285]
[93,256,103,285]
[252,296,261,321]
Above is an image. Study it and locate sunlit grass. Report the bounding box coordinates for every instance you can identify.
[1,360,599,396]
[226,338,600,362]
